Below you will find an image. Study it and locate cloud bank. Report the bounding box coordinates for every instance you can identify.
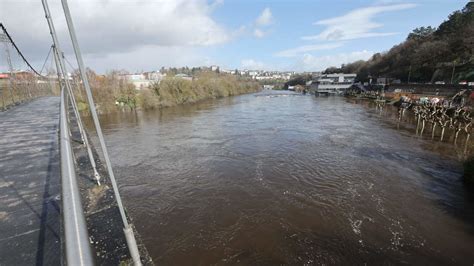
[253,7,274,38]
[295,50,374,71]
[256,8,274,27]
[302,3,416,41]
[0,0,231,71]
[275,43,344,57]
[273,3,417,71]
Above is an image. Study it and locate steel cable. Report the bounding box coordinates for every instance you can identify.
[39,45,53,75]
[0,23,46,78]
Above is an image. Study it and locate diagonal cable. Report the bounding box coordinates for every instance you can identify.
[39,45,53,75]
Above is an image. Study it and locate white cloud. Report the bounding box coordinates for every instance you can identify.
[256,8,273,27]
[251,7,274,39]
[302,3,416,41]
[0,0,231,72]
[274,43,344,57]
[83,45,211,72]
[294,50,374,71]
[241,59,266,70]
[253,29,265,38]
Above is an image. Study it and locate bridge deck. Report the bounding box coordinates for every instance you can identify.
[0,97,61,265]
[0,96,153,265]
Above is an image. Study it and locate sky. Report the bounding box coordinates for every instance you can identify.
[0,0,469,73]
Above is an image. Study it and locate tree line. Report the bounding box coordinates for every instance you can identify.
[323,2,474,84]
[72,69,260,113]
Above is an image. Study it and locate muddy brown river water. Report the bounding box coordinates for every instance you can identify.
[89,90,474,265]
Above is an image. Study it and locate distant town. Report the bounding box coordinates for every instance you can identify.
[1,65,296,89]
[113,66,299,90]
[3,65,474,98]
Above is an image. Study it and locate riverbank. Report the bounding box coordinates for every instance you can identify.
[75,71,260,114]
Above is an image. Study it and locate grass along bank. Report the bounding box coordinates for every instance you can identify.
[73,70,261,114]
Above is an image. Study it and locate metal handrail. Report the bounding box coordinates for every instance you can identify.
[59,87,94,265]
[60,0,142,264]
[40,0,142,264]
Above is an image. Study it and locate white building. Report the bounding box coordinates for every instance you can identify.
[174,73,193,81]
[125,73,145,81]
[144,71,166,82]
[121,72,157,90]
[311,73,356,95]
[220,69,236,74]
[248,71,258,79]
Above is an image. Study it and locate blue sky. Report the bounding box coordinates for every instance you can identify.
[0,0,469,73]
[206,0,468,71]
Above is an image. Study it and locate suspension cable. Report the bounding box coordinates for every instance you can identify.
[39,45,53,75]
[64,55,77,72]
[0,23,46,77]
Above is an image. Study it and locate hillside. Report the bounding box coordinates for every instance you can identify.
[324,2,474,83]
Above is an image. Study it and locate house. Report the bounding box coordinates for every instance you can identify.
[248,71,258,79]
[144,71,166,82]
[120,73,152,90]
[0,70,35,80]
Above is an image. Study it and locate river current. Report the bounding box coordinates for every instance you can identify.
[90,90,474,265]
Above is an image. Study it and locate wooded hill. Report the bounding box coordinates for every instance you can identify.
[324,2,474,83]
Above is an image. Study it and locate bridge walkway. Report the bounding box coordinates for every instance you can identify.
[0,96,61,265]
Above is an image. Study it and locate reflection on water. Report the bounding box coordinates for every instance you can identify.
[88,90,474,264]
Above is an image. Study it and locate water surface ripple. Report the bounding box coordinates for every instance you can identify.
[92,91,474,265]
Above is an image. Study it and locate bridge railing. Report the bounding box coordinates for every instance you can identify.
[2,11,143,264]
[59,87,93,265]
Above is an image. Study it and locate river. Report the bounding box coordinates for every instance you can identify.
[91,90,474,265]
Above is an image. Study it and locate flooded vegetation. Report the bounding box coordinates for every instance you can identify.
[75,70,260,114]
[89,91,474,264]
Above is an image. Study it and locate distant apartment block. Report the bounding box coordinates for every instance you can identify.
[120,71,166,90]
[311,73,356,95]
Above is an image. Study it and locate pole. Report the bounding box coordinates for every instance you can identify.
[41,0,101,185]
[451,61,456,84]
[1,84,4,110]
[60,0,142,265]
[58,48,102,185]
[2,38,16,104]
[407,65,412,84]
